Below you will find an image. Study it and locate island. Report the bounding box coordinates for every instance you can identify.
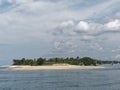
[7,57,120,70]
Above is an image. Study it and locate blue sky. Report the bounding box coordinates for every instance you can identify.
[0,0,120,65]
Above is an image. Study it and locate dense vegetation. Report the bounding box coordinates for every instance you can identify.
[13,57,120,66]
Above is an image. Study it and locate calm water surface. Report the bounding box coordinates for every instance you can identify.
[0,65,120,90]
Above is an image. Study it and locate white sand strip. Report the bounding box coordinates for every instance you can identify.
[7,65,104,70]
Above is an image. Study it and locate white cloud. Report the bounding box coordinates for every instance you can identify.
[76,21,90,31]
[0,0,120,63]
[105,19,120,30]
[55,19,120,37]
[60,20,75,28]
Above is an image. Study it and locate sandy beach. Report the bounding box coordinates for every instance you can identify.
[7,65,104,70]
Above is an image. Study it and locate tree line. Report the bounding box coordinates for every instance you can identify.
[13,57,120,66]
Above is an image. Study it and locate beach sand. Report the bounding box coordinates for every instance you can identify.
[7,65,104,71]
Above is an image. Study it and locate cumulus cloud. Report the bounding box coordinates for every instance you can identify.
[60,20,75,27]
[105,19,120,30]
[0,0,120,63]
[55,19,120,37]
[52,18,120,54]
[76,21,90,31]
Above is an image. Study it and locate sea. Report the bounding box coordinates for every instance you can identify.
[0,65,120,90]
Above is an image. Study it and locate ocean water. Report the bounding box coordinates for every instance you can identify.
[0,65,120,90]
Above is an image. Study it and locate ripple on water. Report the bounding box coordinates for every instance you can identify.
[0,66,120,90]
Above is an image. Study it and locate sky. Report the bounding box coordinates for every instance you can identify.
[0,0,120,65]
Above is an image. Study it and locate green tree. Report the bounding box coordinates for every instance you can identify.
[36,58,45,65]
[80,57,96,66]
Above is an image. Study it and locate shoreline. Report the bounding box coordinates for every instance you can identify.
[6,65,105,71]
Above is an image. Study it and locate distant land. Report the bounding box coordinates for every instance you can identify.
[4,56,119,71]
[12,57,120,66]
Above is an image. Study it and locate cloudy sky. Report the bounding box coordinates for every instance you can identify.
[0,0,120,65]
